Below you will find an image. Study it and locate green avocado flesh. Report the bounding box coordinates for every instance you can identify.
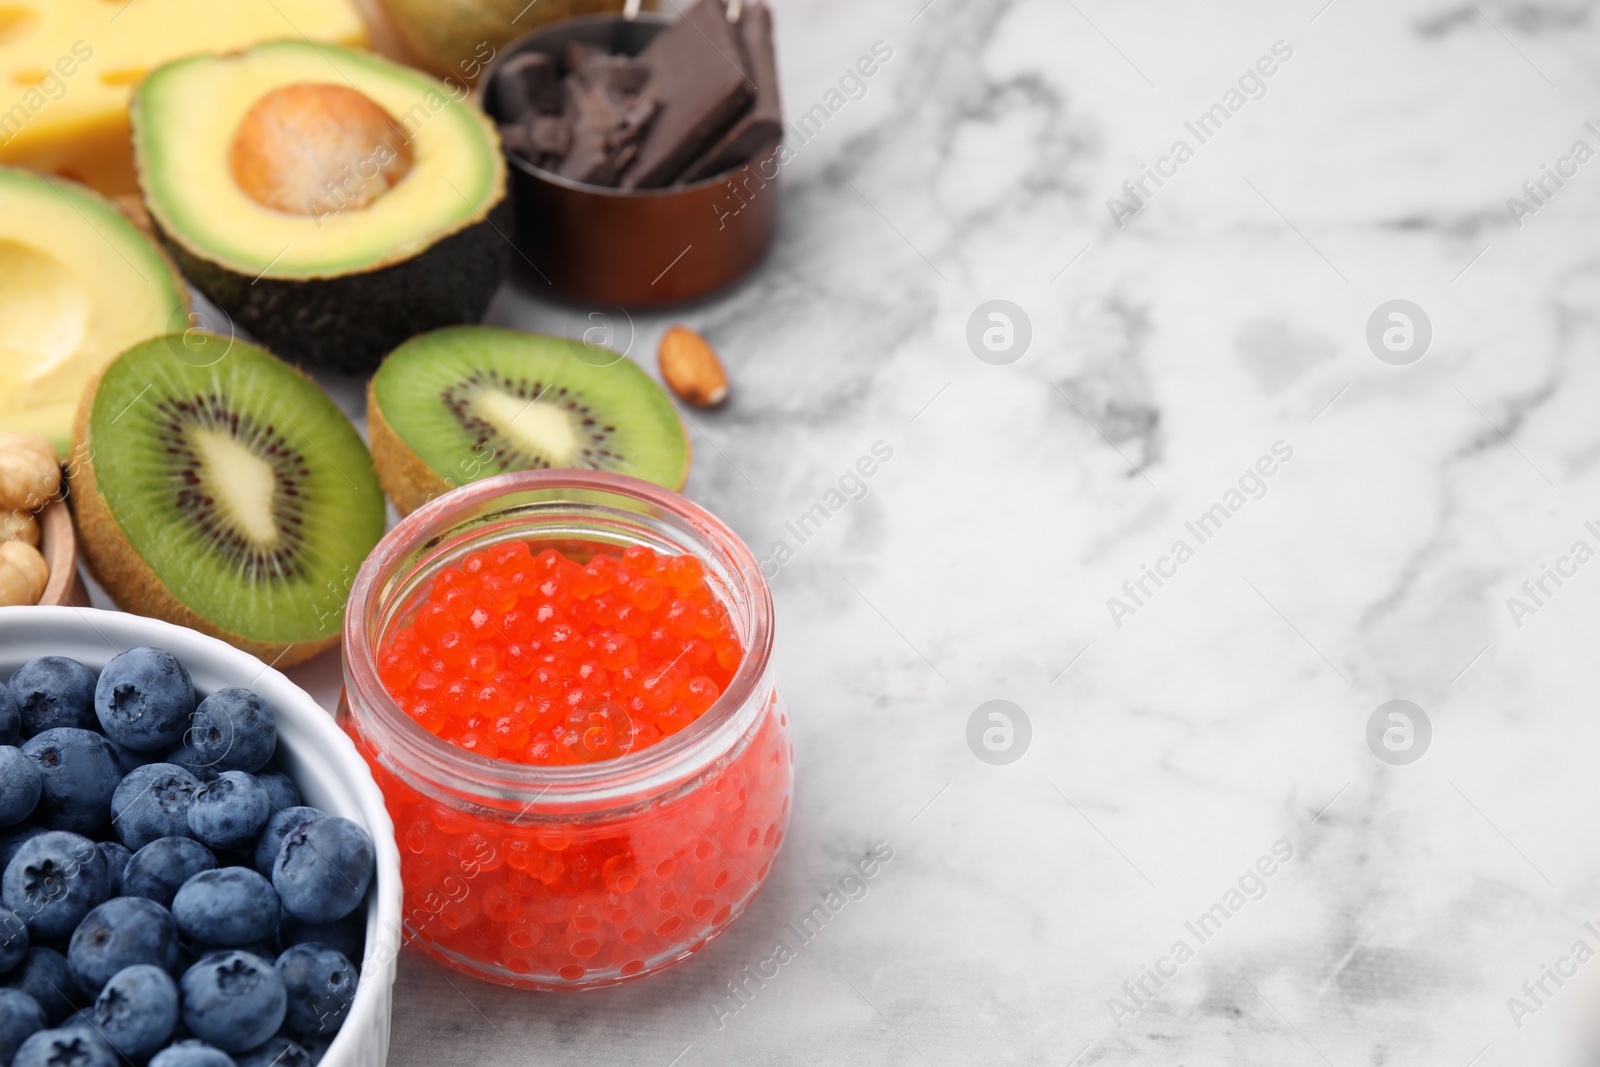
[132,40,502,277]
[129,40,510,373]
[87,335,386,643]
[0,168,186,453]
[374,326,691,491]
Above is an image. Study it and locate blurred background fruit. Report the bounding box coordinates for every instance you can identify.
[370,0,640,82]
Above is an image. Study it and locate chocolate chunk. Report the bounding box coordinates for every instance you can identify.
[618,0,755,189]
[678,1,782,183]
[564,41,651,95]
[529,114,574,159]
[536,40,662,184]
[558,80,660,185]
[562,42,607,74]
[499,111,574,171]
[500,121,535,159]
[493,52,563,123]
[597,57,652,96]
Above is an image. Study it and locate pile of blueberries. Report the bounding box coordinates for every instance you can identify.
[0,649,376,1066]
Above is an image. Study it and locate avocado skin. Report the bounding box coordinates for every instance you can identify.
[152,197,514,374]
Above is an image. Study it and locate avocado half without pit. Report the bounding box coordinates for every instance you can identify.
[130,41,512,374]
[0,168,188,453]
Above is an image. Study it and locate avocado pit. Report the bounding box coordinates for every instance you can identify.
[228,82,414,216]
[131,41,512,372]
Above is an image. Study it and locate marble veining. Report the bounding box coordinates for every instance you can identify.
[254,0,1600,1063]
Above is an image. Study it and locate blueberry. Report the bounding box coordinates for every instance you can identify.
[187,771,271,851]
[254,807,325,876]
[12,1026,118,1067]
[9,658,97,738]
[68,897,180,994]
[275,942,355,1038]
[96,842,131,895]
[277,913,364,964]
[111,763,201,851]
[93,963,180,1059]
[273,819,373,924]
[2,830,108,938]
[0,988,44,1062]
[164,740,221,782]
[2,948,80,1024]
[189,689,277,775]
[172,868,279,948]
[58,1006,94,1032]
[151,1039,237,1066]
[20,728,122,835]
[180,950,285,1052]
[0,746,40,827]
[94,648,195,753]
[0,684,18,746]
[123,838,217,908]
[255,772,300,812]
[238,1035,313,1066]
[0,905,26,973]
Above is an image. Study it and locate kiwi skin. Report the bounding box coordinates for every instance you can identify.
[366,384,447,517]
[366,375,692,517]
[69,343,340,668]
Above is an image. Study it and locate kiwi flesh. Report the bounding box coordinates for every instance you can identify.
[368,326,691,515]
[71,333,387,666]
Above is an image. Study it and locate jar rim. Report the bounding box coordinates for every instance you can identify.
[342,470,774,811]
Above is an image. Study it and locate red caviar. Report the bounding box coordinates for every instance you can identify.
[350,535,791,988]
[377,542,743,763]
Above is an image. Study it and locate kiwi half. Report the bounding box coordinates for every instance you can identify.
[71,333,386,666]
[368,326,691,515]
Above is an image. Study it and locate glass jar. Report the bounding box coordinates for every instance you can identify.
[339,471,792,989]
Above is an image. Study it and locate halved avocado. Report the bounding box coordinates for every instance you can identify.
[131,41,511,374]
[0,168,189,453]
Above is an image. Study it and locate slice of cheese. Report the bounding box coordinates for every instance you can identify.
[0,0,368,195]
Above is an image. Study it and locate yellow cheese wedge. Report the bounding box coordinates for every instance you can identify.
[0,0,368,195]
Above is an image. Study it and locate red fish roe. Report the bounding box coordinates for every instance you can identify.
[352,539,793,988]
[350,690,791,989]
[378,543,743,764]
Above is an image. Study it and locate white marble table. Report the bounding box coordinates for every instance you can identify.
[266,0,1600,1063]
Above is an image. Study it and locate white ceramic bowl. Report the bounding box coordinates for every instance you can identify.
[0,606,401,1067]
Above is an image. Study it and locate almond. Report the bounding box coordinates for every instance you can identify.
[658,326,728,408]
